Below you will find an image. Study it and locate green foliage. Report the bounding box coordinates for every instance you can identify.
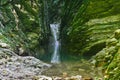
[68,0,120,56]
[60,0,89,54]
[0,0,40,56]
[61,0,89,32]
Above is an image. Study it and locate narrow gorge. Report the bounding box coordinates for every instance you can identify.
[1,0,120,80]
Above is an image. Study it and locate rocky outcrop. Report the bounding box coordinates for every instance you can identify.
[0,42,51,80]
[0,56,51,80]
[91,29,120,79]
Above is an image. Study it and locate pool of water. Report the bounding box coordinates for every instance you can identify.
[42,59,103,79]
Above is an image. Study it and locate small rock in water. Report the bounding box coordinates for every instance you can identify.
[53,76,62,80]
[39,75,52,80]
[66,75,82,80]
[62,72,68,78]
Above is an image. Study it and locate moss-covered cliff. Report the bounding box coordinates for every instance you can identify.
[0,0,41,56]
[66,0,120,57]
[92,29,120,79]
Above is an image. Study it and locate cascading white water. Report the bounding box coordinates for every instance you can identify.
[50,24,60,63]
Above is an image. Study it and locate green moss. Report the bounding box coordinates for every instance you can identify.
[85,0,120,19]
[92,29,120,79]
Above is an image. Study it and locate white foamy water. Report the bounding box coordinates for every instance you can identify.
[50,24,60,64]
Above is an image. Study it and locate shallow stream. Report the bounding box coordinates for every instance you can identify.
[42,59,103,79]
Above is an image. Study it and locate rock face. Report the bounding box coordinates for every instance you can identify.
[82,15,120,56]
[82,0,120,55]
[0,56,51,80]
[83,0,120,55]
[0,43,51,80]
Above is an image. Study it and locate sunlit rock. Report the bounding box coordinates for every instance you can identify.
[62,72,68,78]
[70,75,82,80]
[39,75,52,80]
[0,43,10,48]
[106,38,118,47]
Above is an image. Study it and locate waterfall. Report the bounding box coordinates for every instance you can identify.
[50,24,60,63]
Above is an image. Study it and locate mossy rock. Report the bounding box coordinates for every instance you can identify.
[114,29,120,39]
[92,29,120,79]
